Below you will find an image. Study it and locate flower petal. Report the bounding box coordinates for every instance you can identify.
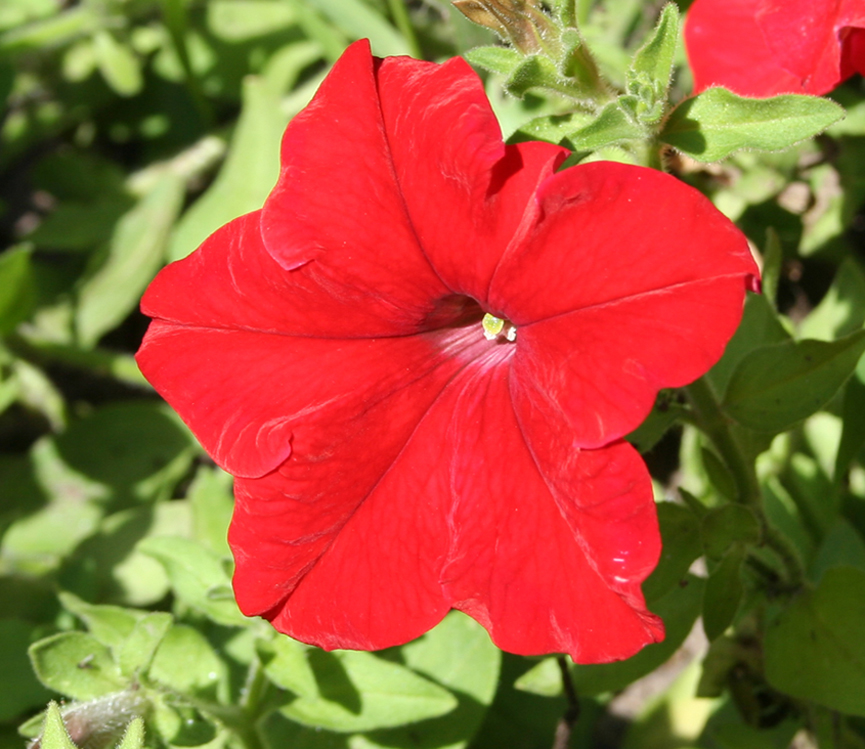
[756,0,846,94]
[136,320,482,479]
[260,41,452,325]
[511,275,751,447]
[487,162,755,445]
[685,0,804,96]
[440,366,663,663]
[239,349,662,662]
[141,211,476,339]
[374,53,568,300]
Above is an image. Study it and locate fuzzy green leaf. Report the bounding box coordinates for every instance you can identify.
[661,88,844,162]
[136,537,247,626]
[29,633,126,700]
[565,99,645,151]
[464,45,524,77]
[626,2,678,122]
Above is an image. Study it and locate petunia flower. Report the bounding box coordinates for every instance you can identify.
[136,40,757,663]
[685,0,865,97]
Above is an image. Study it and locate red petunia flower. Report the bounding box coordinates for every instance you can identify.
[136,40,757,663]
[685,0,865,97]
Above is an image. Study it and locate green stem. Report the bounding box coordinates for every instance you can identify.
[385,0,421,58]
[686,378,760,506]
[551,656,579,749]
[240,657,268,716]
[686,377,804,589]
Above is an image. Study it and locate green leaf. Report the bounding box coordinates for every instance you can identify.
[642,501,702,601]
[835,366,865,482]
[628,3,678,89]
[701,505,761,560]
[25,198,133,253]
[761,228,783,310]
[0,244,36,333]
[625,2,678,122]
[505,55,565,98]
[29,633,126,700]
[765,566,865,715]
[282,0,346,62]
[464,46,524,77]
[811,519,865,582]
[40,703,78,749]
[117,612,173,678]
[358,612,500,748]
[92,30,143,97]
[706,293,790,399]
[703,543,745,641]
[564,99,645,151]
[207,0,296,41]
[800,257,865,342]
[518,575,705,697]
[2,495,102,576]
[137,536,248,626]
[151,701,219,747]
[260,639,457,732]
[626,396,688,454]
[59,593,145,650]
[785,452,837,540]
[509,111,594,147]
[305,0,408,56]
[76,173,184,347]
[701,447,737,501]
[64,500,192,607]
[660,88,845,162]
[167,77,287,262]
[0,619,51,721]
[722,330,865,432]
[188,466,233,558]
[148,625,227,700]
[52,402,198,506]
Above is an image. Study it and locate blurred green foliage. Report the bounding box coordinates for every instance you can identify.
[3,0,865,748]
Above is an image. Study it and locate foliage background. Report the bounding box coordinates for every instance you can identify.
[2,0,865,747]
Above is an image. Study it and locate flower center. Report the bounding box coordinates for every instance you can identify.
[482,313,517,342]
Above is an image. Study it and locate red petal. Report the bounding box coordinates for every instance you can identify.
[141,211,476,339]
[441,367,663,663]
[374,54,568,301]
[238,349,662,662]
[756,0,847,94]
[136,321,483,479]
[685,0,804,96]
[260,41,452,325]
[841,27,865,78]
[488,162,755,445]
